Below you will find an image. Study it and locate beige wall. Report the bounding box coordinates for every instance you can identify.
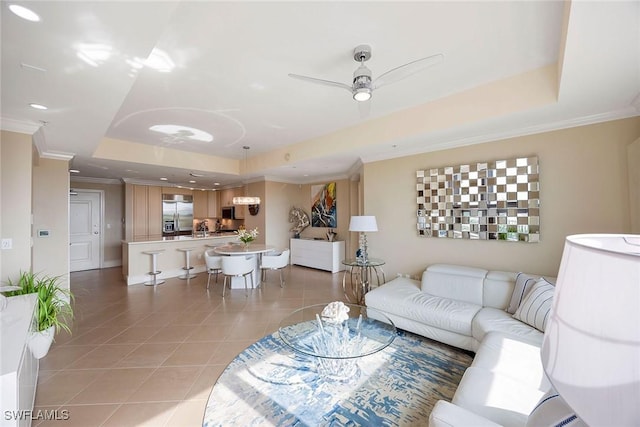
[71,180,124,267]
[263,179,357,253]
[629,137,640,233]
[0,131,33,282]
[364,117,640,279]
[32,157,70,289]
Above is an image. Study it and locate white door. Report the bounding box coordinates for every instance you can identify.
[70,191,102,271]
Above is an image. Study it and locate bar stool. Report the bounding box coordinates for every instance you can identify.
[177,247,197,280]
[142,250,165,286]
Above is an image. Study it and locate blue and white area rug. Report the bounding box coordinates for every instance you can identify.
[203,330,472,426]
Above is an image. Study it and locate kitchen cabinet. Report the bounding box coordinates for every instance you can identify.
[162,186,192,196]
[219,188,244,219]
[208,191,220,217]
[132,184,162,239]
[194,191,220,219]
[193,190,208,219]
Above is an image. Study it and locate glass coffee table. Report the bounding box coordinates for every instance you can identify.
[278,302,396,381]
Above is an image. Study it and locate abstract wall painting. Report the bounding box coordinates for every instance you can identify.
[311,182,337,228]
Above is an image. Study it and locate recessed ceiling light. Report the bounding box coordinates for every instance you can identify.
[9,4,40,22]
[189,180,196,184]
[29,103,47,110]
[69,169,80,174]
[160,177,168,181]
[213,182,220,186]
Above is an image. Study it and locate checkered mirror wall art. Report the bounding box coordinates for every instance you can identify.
[416,156,540,242]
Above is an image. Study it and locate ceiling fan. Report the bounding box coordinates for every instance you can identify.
[288,44,443,102]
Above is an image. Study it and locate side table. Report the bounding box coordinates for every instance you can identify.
[342,258,386,304]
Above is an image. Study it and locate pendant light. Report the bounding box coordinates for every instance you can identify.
[233,146,261,205]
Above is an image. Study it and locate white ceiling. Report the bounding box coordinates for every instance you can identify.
[1,1,639,190]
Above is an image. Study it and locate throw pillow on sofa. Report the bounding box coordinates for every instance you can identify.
[526,388,587,427]
[513,278,554,332]
[507,273,540,314]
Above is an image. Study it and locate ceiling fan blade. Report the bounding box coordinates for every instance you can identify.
[288,73,352,93]
[372,53,444,90]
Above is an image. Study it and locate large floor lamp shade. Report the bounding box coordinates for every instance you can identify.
[541,234,640,426]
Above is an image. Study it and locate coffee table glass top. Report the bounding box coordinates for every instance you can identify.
[278,302,396,359]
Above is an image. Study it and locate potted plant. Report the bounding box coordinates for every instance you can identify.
[237,226,259,248]
[3,271,74,359]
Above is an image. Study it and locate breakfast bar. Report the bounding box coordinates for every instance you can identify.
[122,233,240,285]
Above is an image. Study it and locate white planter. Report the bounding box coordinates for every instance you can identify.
[28,326,55,359]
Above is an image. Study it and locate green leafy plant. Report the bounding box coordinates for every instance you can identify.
[4,271,74,334]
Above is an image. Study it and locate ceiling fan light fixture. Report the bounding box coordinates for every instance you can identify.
[353,88,371,102]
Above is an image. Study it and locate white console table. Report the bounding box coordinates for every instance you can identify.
[290,239,345,273]
[0,294,38,427]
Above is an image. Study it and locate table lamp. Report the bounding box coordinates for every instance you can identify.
[541,234,640,426]
[349,216,378,263]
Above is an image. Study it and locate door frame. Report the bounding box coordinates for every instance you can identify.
[69,189,105,271]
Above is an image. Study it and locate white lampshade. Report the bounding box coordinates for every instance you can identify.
[541,234,640,426]
[349,216,378,232]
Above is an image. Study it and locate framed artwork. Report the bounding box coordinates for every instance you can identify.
[311,182,337,227]
[416,156,540,242]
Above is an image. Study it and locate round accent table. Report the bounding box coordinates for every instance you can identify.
[342,258,386,304]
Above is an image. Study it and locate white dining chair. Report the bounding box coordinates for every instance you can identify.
[260,249,290,288]
[204,250,223,290]
[221,256,255,297]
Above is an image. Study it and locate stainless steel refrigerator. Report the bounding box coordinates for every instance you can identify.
[162,194,194,235]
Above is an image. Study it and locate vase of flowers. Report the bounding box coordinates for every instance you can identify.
[237,226,259,248]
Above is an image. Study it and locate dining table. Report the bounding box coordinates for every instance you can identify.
[213,243,276,289]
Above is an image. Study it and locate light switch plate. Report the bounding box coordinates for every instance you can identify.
[1,238,12,250]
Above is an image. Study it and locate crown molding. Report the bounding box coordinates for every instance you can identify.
[0,117,40,134]
[71,176,122,185]
[40,151,75,161]
[360,107,640,164]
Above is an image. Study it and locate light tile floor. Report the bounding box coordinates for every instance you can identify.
[33,265,347,427]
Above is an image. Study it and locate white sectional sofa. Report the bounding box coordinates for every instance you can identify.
[365,264,580,427]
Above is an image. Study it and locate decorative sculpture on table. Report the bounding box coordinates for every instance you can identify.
[289,207,310,237]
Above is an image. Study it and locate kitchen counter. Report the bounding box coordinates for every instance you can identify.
[122,233,241,285]
[125,232,239,244]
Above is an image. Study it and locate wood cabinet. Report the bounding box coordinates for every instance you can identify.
[219,188,244,219]
[290,238,345,273]
[162,186,192,196]
[208,191,220,218]
[193,190,208,219]
[194,190,220,219]
[132,184,162,239]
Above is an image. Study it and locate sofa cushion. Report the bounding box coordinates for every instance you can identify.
[429,400,502,427]
[452,367,547,427]
[472,307,544,345]
[421,264,487,305]
[471,332,550,391]
[365,277,481,336]
[483,270,517,310]
[513,279,554,332]
[507,272,540,314]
